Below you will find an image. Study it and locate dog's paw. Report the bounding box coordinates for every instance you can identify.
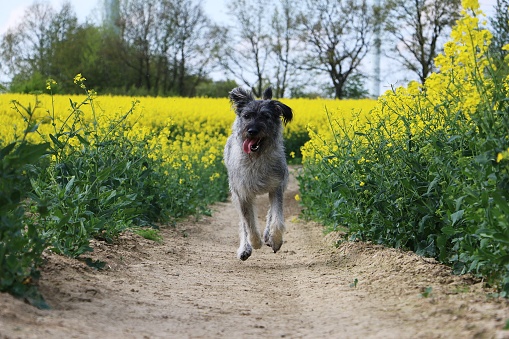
[264,229,283,253]
[237,245,252,261]
[250,234,263,250]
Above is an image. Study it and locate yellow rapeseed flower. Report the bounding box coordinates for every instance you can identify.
[46,79,57,90]
[73,73,86,84]
[462,0,480,10]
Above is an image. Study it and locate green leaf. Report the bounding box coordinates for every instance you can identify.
[418,215,432,233]
[16,142,50,163]
[437,234,448,261]
[492,192,509,215]
[25,122,39,134]
[447,135,461,143]
[80,258,106,270]
[104,190,117,203]
[49,134,65,149]
[421,286,433,298]
[64,176,76,196]
[451,210,464,226]
[455,196,466,211]
[498,255,509,265]
[349,278,358,288]
[441,226,457,236]
[0,142,16,160]
[75,133,90,146]
[22,286,50,310]
[331,181,348,193]
[96,167,112,182]
[425,175,440,195]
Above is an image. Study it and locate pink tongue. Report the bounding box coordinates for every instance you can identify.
[243,139,257,154]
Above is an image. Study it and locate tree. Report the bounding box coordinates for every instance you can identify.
[491,0,509,55]
[270,0,301,98]
[384,0,461,84]
[158,0,218,96]
[218,0,272,97]
[488,0,509,87]
[0,1,80,91]
[195,78,238,97]
[116,0,220,96]
[0,2,56,80]
[297,0,378,99]
[216,0,304,98]
[117,0,156,91]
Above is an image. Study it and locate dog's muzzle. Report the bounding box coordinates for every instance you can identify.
[243,138,261,154]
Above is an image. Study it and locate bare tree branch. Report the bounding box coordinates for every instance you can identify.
[384,0,461,84]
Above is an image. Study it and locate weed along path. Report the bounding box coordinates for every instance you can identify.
[1,168,509,338]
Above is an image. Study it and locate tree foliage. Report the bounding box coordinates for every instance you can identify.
[1,0,225,97]
[491,0,509,54]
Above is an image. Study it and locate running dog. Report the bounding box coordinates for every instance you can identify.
[223,87,293,261]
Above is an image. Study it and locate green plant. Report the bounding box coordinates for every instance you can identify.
[421,286,433,298]
[298,1,509,294]
[349,278,359,288]
[0,99,50,308]
[11,75,228,258]
[134,228,163,243]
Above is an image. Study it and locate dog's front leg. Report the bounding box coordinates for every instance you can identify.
[235,196,262,260]
[264,187,285,253]
[237,219,252,261]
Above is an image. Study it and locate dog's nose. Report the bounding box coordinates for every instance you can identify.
[247,127,259,136]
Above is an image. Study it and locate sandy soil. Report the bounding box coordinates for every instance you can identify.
[2,168,509,339]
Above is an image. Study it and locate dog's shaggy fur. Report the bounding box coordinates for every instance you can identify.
[224,87,293,261]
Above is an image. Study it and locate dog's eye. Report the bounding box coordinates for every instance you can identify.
[242,113,252,119]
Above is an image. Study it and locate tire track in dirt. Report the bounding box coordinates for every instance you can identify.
[1,167,509,338]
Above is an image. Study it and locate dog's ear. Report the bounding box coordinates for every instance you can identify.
[229,87,254,113]
[275,101,293,125]
[262,87,273,100]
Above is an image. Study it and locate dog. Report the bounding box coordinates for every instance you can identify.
[223,86,293,261]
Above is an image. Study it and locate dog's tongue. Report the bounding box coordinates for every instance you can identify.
[243,139,258,154]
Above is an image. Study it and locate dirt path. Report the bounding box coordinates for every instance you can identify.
[2,168,509,338]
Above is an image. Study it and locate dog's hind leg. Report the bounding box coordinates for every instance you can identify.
[263,186,285,253]
[234,195,262,260]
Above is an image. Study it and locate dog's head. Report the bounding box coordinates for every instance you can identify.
[229,87,293,154]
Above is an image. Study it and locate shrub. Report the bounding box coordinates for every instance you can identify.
[0,102,50,308]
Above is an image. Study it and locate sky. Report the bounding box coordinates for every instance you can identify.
[0,0,229,36]
[0,0,498,36]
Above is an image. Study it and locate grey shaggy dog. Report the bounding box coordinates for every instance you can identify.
[224,87,293,261]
